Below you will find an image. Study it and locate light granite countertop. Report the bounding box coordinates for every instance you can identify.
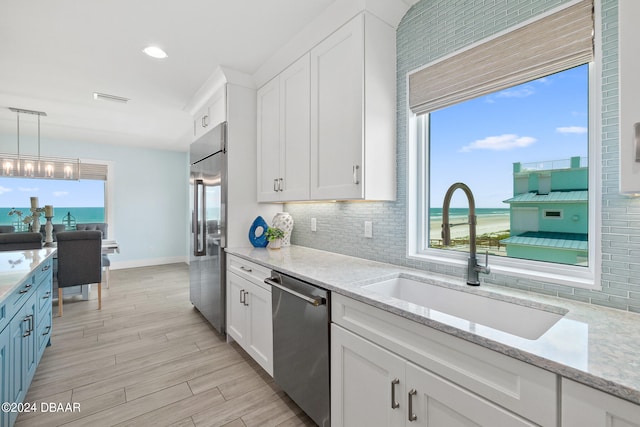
[0,248,57,304]
[227,245,640,406]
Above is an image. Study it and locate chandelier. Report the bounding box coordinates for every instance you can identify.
[2,107,80,179]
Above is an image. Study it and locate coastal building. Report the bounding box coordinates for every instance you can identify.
[500,156,588,265]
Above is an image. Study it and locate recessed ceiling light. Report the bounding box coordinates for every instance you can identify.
[143,46,168,59]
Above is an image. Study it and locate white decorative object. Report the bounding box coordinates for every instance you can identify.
[44,216,54,246]
[272,212,294,246]
[31,213,40,234]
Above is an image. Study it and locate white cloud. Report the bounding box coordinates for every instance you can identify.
[53,191,69,197]
[18,187,38,192]
[495,86,535,99]
[0,186,12,195]
[459,134,537,152]
[556,126,588,134]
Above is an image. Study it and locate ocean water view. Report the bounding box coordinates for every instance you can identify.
[0,207,105,230]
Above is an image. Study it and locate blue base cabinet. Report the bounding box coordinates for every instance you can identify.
[1,257,53,427]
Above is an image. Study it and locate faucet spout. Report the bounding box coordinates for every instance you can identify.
[441,182,490,286]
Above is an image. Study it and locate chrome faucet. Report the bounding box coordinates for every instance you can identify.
[441,182,490,286]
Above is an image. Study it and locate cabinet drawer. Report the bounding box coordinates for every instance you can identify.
[7,275,36,322]
[34,258,53,285]
[37,307,52,357]
[227,256,271,289]
[37,280,53,318]
[332,293,557,427]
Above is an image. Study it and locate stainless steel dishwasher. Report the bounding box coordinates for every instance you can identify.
[265,271,330,427]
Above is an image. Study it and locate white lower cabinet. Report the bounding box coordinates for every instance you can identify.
[226,256,273,375]
[561,378,640,427]
[332,324,536,427]
[331,293,557,427]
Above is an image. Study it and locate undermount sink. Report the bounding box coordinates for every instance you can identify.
[363,276,567,340]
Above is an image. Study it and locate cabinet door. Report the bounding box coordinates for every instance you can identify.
[310,15,364,200]
[279,54,310,201]
[226,272,248,344]
[406,362,536,427]
[562,379,640,427]
[331,324,405,427]
[245,281,273,375]
[0,325,9,427]
[193,105,210,140]
[257,77,281,202]
[23,296,37,386]
[9,303,29,426]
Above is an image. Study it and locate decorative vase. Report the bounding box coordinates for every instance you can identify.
[248,216,269,248]
[272,212,294,247]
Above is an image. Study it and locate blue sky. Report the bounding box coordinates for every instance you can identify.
[429,64,589,208]
[0,178,104,208]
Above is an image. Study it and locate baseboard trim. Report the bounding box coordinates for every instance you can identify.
[111,256,188,270]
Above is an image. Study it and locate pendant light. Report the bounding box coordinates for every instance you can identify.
[2,107,80,179]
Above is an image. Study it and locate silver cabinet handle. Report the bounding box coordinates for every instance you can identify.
[42,291,51,299]
[352,165,360,185]
[244,292,249,306]
[202,115,209,128]
[408,389,417,422]
[240,289,246,305]
[635,122,640,162]
[278,178,284,192]
[41,264,51,271]
[273,178,278,192]
[240,266,253,273]
[42,325,51,336]
[391,378,400,409]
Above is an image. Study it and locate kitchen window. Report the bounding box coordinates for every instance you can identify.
[407,0,601,289]
[0,161,111,230]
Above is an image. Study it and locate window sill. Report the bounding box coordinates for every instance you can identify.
[406,249,600,291]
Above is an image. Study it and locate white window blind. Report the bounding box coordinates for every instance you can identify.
[408,0,593,115]
[79,162,108,180]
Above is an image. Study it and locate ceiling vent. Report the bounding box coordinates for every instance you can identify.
[93,92,130,103]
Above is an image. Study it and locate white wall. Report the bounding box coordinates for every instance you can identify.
[0,133,189,269]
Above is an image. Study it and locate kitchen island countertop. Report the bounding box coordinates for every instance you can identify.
[226,245,640,406]
[0,248,57,304]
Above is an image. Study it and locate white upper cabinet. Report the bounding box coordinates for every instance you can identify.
[257,54,311,202]
[619,0,640,194]
[193,88,226,141]
[310,13,396,201]
[257,11,396,202]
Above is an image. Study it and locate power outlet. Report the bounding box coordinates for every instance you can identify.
[311,217,317,232]
[364,221,373,238]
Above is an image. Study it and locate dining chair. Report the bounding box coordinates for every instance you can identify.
[0,232,43,251]
[55,230,103,316]
[0,225,15,233]
[76,223,111,288]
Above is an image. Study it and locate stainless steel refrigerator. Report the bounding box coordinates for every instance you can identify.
[190,122,227,334]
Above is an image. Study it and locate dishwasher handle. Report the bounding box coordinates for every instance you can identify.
[264,278,326,307]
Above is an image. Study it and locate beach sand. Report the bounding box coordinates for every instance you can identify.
[429,214,510,242]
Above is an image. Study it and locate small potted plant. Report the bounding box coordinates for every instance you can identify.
[265,226,285,250]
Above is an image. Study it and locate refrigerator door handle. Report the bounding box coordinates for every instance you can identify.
[194,179,206,256]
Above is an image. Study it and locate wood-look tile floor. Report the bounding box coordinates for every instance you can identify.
[17,263,316,427]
